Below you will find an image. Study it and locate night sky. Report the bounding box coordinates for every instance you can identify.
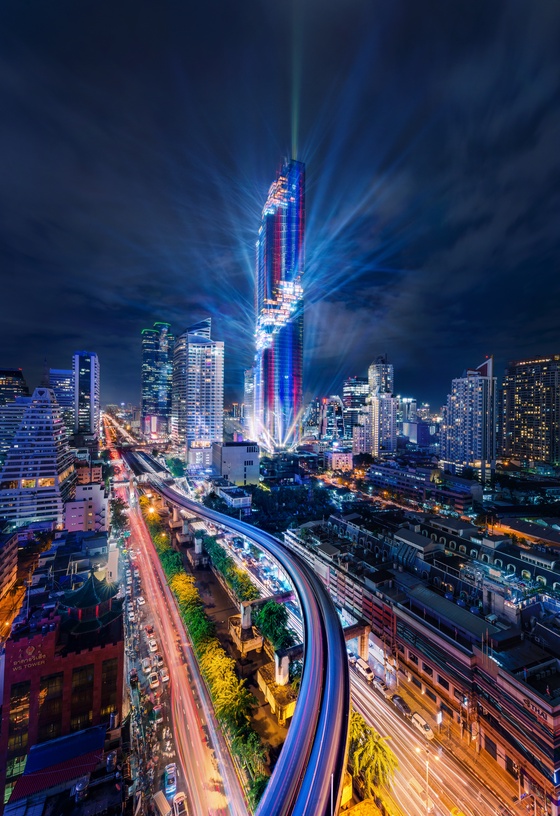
[1,0,559,409]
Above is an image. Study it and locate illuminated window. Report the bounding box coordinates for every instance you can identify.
[21,479,36,488]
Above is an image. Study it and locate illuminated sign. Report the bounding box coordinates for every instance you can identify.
[523,697,548,721]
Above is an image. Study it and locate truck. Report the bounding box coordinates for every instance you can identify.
[355,657,373,682]
[153,790,172,816]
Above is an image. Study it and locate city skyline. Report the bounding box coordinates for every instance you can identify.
[1,1,559,408]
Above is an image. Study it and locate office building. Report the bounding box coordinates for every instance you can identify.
[368,355,394,396]
[342,376,369,440]
[48,368,74,434]
[441,358,496,481]
[243,368,255,438]
[212,441,259,486]
[0,369,29,407]
[502,355,560,465]
[0,572,123,803]
[141,322,174,437]
[73,352,100,438]
[370,393,398,456]
[397,396,417,424]
[171,319,224,469]
[0,396,32,467]
[319,396,346,441]
[254,160,305,450]
[0,388,76,529]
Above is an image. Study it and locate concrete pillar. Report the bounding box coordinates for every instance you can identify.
[172,506,180,523]
[358,631,369,661]
[194,536,202,555]
[241,602,252,630]
[275,652,290,686]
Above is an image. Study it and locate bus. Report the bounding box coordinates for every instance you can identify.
[355,657,373,682]
[153,790,172,816]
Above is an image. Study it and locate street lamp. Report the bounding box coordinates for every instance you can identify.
[415,745,438,814]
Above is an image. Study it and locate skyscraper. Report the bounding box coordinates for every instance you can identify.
[141,322,174,437]
[342,376,369,440]
[370,393,398,456]
[171,319,224,469]
[441,358,496,481]
[319,396,346,441]
[254,160,305,450]
[0,388,76,528]
[0,369,29,407]
[243,368,255,439]
[49,368,74,434]
[73,352,100,438]
[368,355,394,396]
[501,355,560,465]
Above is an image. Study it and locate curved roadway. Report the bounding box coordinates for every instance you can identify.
[149,476,350,816]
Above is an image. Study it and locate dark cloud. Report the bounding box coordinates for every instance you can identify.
[0,0,559,408]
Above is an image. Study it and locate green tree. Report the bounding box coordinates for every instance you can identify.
[253,601,295,650]
[348,709,398,797]
[110,496,128,533]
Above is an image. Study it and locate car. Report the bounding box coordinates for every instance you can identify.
[411,712,435,740]
[129,668,138,687]
[347,651,357,665]
[145,624,154,636]
[141,657,151,674]
[126,577,132,586]
[134,569,140,578]
[154,653,164,667]
[128,610,136,623]
[391,694,412,717]
[160,666,170,683]
[164,763,177,796]
[148,638,158,652]
[153,704,164,724]
[149,672,160,689]
[173,792,187,816]
[450,809,466,816]
[373,675,391,697]
[137,596,145,606]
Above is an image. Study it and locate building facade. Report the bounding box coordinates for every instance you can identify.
[141,322,174,437]
[502,355,560,466]
[64,483,108,532]
[243,368,255,439]
[342,376,369,441]
[0,388,76,529]
[0,530,18,601]
[0,396,32,468]
[254,160,305,451]
[171,319,224,468]
[319,396,346,441]
[0,369,29,407]
[441,358,496,482]
[73,352,100,438]
[48,369,74,435]
[0,573,123,803]
[212,441,259,486]
[370,393,398,457]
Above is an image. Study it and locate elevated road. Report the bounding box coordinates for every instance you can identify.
[149,475,350,816]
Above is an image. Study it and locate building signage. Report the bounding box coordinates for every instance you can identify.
[12,644,47,673]
[523,697,548,721]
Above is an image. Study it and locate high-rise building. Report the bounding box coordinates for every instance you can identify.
[73,352,100,438]
[370,393,398,456]
[0,369,29,407]
[441,358,496,481]
[342,376,369,439]
[254,160,305,450]
[319,396,346,441]
[0,396,32,467]
[243,368,255,438]
[171,319,224,469]
[368,355,394,396]
[0,388,76,528]
[49,368,74,434]
[141,322,174,437]
[501,355,560,465]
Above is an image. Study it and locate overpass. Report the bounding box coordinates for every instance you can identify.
[148,473,350,816]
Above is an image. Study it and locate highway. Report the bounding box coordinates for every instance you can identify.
[149,477,351,816]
